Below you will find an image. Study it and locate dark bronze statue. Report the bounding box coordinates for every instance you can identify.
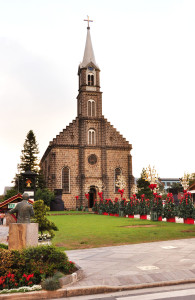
[8,193,34,223]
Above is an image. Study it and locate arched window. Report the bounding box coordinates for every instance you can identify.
[88,74,94,86]
[88,129,96,145]
[115,168,122,193]
[62,167,70,193]
[88,100,96,117]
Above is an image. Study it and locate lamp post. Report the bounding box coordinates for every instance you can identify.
[21,170,37,202]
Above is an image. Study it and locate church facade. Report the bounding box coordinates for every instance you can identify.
[41,25,134,209]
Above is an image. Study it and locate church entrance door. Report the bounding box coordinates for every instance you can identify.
[89,186,96,208]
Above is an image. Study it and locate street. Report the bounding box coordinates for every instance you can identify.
[55,284,195,300]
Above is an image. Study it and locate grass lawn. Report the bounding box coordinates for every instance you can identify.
[48,214,195,250]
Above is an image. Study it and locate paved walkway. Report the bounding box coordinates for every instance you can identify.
[0,225,8,244]
[66,238,195,289]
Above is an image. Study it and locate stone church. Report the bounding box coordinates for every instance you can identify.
[41,23,134,209]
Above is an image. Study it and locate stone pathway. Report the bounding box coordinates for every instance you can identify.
[66,238,195,288]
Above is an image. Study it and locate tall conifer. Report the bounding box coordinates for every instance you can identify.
[19,130,39,172]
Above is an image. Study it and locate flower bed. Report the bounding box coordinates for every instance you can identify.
[0,245,76,293]
[0,285,42,294]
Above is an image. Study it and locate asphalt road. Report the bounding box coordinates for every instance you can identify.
[53,283,195,300]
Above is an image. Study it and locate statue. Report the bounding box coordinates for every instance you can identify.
[8,192,34,223]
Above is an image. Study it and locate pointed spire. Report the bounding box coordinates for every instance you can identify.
[80,26,98,68]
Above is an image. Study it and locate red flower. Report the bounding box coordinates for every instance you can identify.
[149,184,157,190]
[75,196,79,200]
[85,193,89,200]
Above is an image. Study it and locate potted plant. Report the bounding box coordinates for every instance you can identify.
[178,191,195,224]
[125,195,136,218]
[119,198,127,217]
[139,194,150,219]
[107,199,114,215]
[113,198,119,216]
[92,199,98,214]
[103,199,109,215]
[151,193,163,221]
[98,199,104,215]
[163,193,176,222]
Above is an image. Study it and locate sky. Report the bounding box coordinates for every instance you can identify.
[0,0,195,195]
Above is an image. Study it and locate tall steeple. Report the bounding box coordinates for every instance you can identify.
[77,17,102,119]
[80,28,98,68]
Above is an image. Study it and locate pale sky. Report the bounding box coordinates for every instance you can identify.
[0,0,195,195]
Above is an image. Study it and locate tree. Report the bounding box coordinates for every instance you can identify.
[14,130,46,191]
[33,200,58,238]
[35,188,55,206]
[3,188,18,200]
[19,130,39,173]
[136,169,153,200]
[168,182,183,194]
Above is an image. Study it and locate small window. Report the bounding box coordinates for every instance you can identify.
[88,100,96,117]
[115,168,122,193]
[88,129,96,145]
[88,74,94,86]
[62,167,70,193]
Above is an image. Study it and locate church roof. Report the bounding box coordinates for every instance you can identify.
[80,27,98,68]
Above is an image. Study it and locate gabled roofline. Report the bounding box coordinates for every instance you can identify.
[0,193,34,209]
[0,193,22,208]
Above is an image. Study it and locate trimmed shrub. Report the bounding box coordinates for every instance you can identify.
[0,245,76,285]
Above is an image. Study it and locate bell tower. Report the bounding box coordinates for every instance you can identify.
[77,18,102,119]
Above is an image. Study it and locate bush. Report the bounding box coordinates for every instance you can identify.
[41,272,63,291]
[35,188,55,206]
[178,191,195,219]
[138,194,150,215]
[125,195,137,215]
[163,193,177,219]
[33,200,58,238]
[0,245,76,286]
[113,198,119,214]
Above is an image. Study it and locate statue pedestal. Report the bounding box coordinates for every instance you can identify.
[8,223,38,250]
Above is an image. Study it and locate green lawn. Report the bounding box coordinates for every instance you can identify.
[48,214,195,250]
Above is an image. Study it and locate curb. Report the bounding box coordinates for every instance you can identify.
[59,264,85,286]
[1,278,195,299]
[66,278,195,297]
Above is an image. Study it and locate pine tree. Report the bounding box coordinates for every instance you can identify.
[13,130,45,191]
[20,130,39,173]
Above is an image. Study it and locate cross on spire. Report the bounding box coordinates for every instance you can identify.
[84,15,93,29]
